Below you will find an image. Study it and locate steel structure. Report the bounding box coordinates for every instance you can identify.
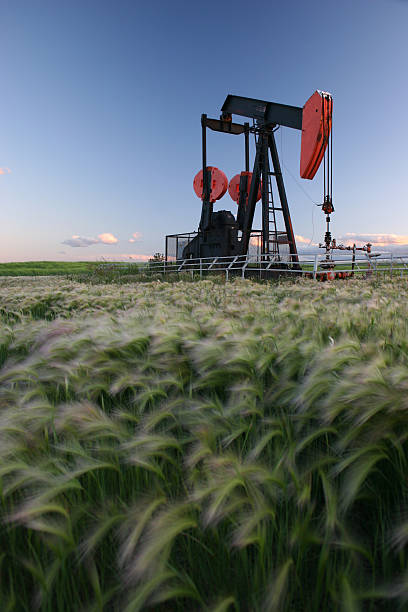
[167,91,333,266]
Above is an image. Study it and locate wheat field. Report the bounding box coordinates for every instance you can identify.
[1,275,408,611]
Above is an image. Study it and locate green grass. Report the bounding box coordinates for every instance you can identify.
[0,261,100,276]
[0,276,408,610]
[0,261,148,284]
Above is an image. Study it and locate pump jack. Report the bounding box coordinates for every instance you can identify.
[167,90,334,264]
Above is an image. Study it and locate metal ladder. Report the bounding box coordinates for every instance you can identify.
[254,126,283,259]
[266,173,279,256]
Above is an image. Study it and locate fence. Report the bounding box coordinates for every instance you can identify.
[130,252,408,280]
[165,230,264,262]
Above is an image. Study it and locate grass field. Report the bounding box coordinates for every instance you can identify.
[0,261,145,284]
[1,275,408,610]
[0,261,99,276]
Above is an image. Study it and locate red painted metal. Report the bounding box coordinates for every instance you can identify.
[193,167,228,202]
[228,171,261,203]
[300,91,333,180]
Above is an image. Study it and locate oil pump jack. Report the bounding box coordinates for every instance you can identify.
[166,90,334,264]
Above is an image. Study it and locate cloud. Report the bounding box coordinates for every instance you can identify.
[249,236,261,247]
[338,233,408,247]
[98,232,118,244]
[0,167,11,175]
[251,234,318,248]
[115,253,152,261]
[129,231,143,243]
[47,251,153,263]
[295,234,317,246]
[88,253,152,262]
[62,235,100,247]
[62,232,119,248]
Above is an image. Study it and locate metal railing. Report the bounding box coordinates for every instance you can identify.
[104,252,408,280]
[101,253,408,280]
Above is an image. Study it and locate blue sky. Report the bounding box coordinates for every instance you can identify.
[1,0,407,261]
